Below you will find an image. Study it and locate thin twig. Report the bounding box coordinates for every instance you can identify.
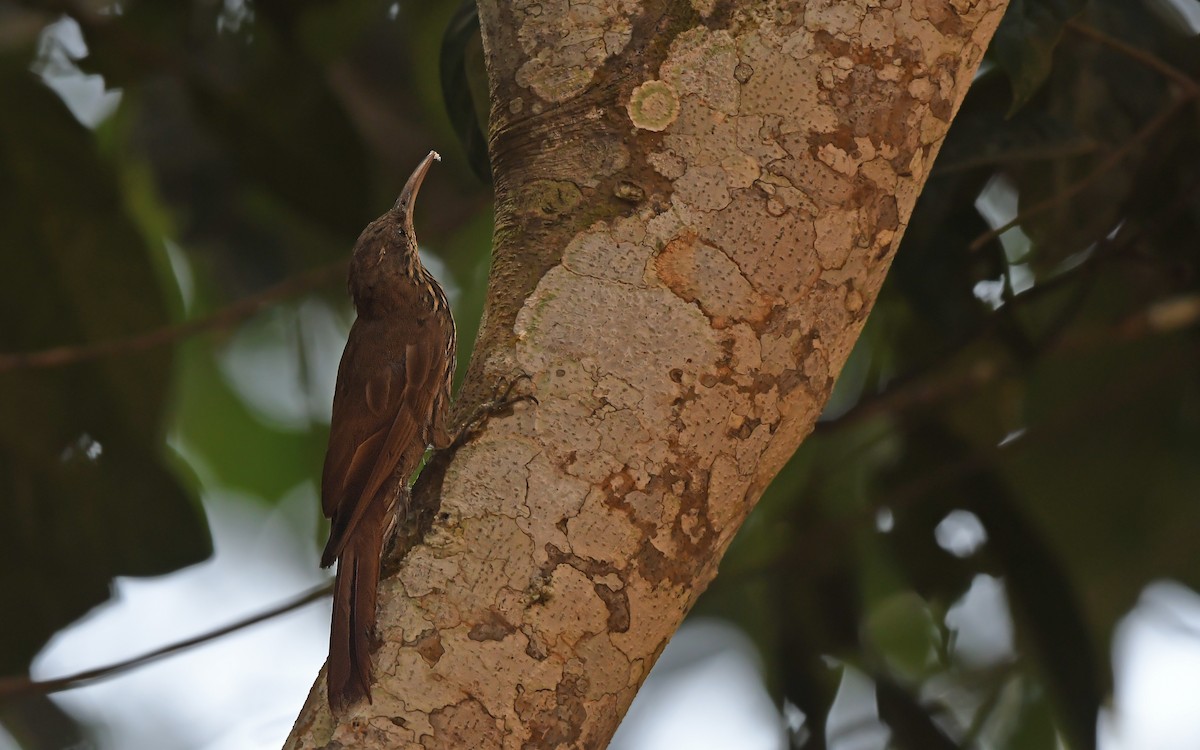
[1066,20,1200,97]
[0,581,333,698]
[0,261,345,374]
[967,98,1189,253]
[930,141,1100,177]
[825,173,1200,434]
[968,20,1200,253]
[823,292,1200,431]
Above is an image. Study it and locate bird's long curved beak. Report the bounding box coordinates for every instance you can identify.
[393,150,441,235]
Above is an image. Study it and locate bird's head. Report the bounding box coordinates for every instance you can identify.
[348,150,440,312]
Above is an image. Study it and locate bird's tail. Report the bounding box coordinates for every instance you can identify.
[327,500,385,714]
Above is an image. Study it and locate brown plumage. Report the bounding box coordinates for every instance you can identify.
[320,151,455,713]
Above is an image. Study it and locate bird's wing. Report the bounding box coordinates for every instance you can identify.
[320,319,443,567]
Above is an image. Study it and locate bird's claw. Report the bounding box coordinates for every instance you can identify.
[450,374,537,449]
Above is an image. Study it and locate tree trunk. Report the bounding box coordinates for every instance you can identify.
[285,0,1007,747]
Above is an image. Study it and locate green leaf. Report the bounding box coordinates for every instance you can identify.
[990,0,1086,113]
[864,592,942,680]
[439,0,491,182]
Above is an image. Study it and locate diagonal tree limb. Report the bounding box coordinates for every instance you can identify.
[286,2,1011,747]
[0,262,344,374]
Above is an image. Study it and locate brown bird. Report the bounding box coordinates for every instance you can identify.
[320,151,455,713]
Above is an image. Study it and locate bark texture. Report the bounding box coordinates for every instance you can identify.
[286,0,1007,747]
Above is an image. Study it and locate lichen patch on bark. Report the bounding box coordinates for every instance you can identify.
[627,80,680,132]
[511,0,640,103]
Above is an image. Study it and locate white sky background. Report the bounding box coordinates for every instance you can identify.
[12,7,1200,749]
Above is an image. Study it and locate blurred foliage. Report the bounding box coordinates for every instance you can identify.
[0,0,1198,748]
[0,59,209,677]
[0,0,493,744]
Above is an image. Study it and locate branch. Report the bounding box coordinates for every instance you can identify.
[0,582,332,698]
[967,22,1200,253]
[967,98,1189,253]
[285,1,1011,746]
[0,262,344,374]
[1066,20,1200,97]
[820,293,1200,432]
[826,172,1200,432]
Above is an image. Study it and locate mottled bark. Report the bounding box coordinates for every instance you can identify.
[286,0,1007,747]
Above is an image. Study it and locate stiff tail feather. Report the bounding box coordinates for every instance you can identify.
[327,500,385,713]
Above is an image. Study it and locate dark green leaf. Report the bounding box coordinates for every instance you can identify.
[990,0,1086,113]
[439,0,491,182]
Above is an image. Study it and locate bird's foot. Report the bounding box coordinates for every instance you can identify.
[449,374,537,449]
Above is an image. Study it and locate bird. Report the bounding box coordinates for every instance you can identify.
[319,151,455,713]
